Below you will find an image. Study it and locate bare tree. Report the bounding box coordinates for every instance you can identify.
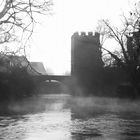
[96,2,140,94]
[0,0,52,54]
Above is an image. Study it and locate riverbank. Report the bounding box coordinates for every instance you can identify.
[0,67,38,103]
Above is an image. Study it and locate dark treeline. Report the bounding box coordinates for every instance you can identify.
[0,68,35,102]
[0,55,38,103]
[0,69,36,102]
[73,66,140,98]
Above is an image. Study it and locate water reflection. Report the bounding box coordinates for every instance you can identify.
[0,94,140,140]
[0,94,72,140]
[23,111,72,140]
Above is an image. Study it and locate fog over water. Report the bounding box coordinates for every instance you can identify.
[0,92,140,140]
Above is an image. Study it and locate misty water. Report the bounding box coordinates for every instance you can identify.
[0,92,140,140]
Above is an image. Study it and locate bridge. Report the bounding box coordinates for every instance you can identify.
[32,75,72,83]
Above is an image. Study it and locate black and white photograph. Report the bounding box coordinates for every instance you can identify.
[0,0,140,139]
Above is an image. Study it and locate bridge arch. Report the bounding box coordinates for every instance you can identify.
[33,75,73,94]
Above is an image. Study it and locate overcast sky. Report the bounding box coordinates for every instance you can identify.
[29,0,137,75]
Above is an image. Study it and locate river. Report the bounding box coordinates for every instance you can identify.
[0,93,140,140]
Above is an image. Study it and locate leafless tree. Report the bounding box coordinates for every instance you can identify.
[0,0,52,55]
[96,2,140,94]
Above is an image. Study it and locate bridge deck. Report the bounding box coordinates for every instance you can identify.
[33,75,71,82]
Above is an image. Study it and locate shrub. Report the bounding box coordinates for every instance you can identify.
[0,66,36,102]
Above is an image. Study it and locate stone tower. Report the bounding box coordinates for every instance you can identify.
[71,32,103,75]
[71,32,103,90]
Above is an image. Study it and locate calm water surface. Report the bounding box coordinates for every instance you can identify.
[0,94,140,140]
